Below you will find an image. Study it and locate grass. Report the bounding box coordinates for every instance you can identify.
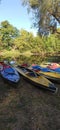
[0,76,60,130]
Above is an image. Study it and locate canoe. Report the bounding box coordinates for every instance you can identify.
[0,62,20,84]
[15,65,57,93]
[32,65,60,83]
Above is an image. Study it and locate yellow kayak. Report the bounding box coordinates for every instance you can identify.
[37,71,60,83]
[15,65,57,93]
[31,65,60,83]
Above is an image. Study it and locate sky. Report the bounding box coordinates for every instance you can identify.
[0,0,37,35]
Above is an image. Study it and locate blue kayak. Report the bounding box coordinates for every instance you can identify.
[53,68,60,73]
[32,65,54,72]
[32,65,60,73]
[0,62,20,83]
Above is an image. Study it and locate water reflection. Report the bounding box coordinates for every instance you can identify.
[17,55,60,65]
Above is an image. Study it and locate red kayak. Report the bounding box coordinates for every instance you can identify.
[47,63,60,70]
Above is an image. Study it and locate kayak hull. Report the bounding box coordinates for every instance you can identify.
[32,65,60,83]
[38,71,60,84]
[15,65,57,93]
[0,62,20,84]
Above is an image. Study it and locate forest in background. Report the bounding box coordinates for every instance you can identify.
[0,20,60,63]
[0,1,60,129]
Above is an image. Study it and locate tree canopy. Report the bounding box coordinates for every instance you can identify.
[22,0,60,35]
[0,20,60,62]
[0,20,19,48]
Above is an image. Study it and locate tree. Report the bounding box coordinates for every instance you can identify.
[14,29,34,52]
[0,20,19,48]
[22,0,60,35]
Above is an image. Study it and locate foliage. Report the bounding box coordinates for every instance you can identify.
[14,29,34,52]
[1,50,20,60]
[22,0,60,35]
[0,20,19,48]
[0,20,60,62]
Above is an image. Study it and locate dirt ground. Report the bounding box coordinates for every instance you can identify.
[0,75,60,130]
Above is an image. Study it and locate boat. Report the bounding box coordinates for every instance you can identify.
[32,65,60,83]
[47,63,60,69]
[0,62,20,84]
[47,63,60,73]
[52,67,60,73]
[15,65,57,93]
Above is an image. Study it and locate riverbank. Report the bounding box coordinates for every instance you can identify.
[0,76,60,130]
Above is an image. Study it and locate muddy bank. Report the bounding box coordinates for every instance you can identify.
[0,76,60,130]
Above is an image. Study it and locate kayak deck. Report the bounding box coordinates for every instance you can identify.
[15,65,57,93]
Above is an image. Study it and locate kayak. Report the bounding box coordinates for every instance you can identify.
[32,65,60,83]
[0,62,20,84]
[47,63,60,73]
[15,65,57,93]
[47,63,60,69]
[53,67,60,73]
